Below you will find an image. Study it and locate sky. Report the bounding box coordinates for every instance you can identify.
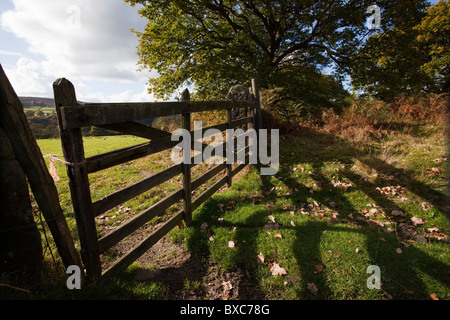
[0,0,157,102]
[0,0,441,102]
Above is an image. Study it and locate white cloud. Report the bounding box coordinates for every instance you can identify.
[5,57,50,97]
[77,84,155,103]
[1,0,152,100]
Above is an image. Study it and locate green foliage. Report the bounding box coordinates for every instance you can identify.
[263,67,351,121]
[415,0,450,91]
[350,0,448,100]
[126,0,374,103]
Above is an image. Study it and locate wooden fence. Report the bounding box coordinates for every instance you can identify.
[53,78,262,284]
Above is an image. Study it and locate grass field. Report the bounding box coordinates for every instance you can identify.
[2,103,448,300]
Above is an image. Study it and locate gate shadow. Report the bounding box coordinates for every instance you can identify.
[184,126,449,299]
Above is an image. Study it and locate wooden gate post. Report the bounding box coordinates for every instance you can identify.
[251,79,262,132]
[226,108,233,187]
[181,89,192,226]
[53,78,101,283]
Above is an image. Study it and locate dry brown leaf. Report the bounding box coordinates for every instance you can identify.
[307,282,318,295]
[396,248,402,254]
[274,233,283,239]
[413,234,427,243]
[290,220,296,227]
[411,217,425,226]
[200,222,208,232]
[268,215,276,223]
[427,167,441,175]
[222,280,233,292]
[315,264,324,273]
[228,241,235,248]
[400,241,411,247]
[257,252,265,264]
[383,292,393,300]
[222,280,233,300]
[430,293,439,300]
[391,210,406,217]
[270,263,287,276]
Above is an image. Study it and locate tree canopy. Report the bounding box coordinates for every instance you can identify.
[126,0,440,108]
[350,0,449,99]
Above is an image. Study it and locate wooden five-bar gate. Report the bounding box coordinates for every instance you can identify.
[53,78,262,284]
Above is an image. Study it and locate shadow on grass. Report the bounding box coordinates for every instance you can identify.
[184,126,449,299]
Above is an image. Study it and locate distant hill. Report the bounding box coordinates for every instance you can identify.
[18,96,154,139]
[19,96,55,108]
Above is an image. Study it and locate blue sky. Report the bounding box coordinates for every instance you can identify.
[0,0,441,102]
[0,0,156,102]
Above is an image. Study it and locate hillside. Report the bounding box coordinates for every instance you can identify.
[19,96,55,108]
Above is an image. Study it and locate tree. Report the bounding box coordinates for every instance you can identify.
[126,0,381,100]
[415,0,450,92]
[350,0,448,99]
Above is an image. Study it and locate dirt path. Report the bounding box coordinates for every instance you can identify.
[133,235,264,300]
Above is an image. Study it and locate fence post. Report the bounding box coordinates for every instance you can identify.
[226,108,233,187]
[181,89,192,226]
[251,79,262,132]
[53,78,101,283]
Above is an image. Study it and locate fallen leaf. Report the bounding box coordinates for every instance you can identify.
[420,202,432,211]
[315,264,324,273]
[222,281,233,300]
[263,223,279,229]
[427,167,441,175]
[257,252,265,264]
[355,247,360,253]
[209,236,215,242]
[383,292,393,300]
[290,220,296,227]
[307,282,318,295]
[391,210,406,217]
[426,227,440,233]
[400,241,411,247]
[222,280,233,292]
[396,248,402,254]
[268,215,276,223]
[217,203,224,212]
[274,233,283,239]
[270,263,287,276]
[413,234,427,243]
[200,222,208,232]
[228,241,235,248]
[411,217,425,226]
[430,293,439,300]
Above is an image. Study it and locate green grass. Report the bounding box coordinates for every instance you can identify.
[172,120,449,300]
[2,116,448,300]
